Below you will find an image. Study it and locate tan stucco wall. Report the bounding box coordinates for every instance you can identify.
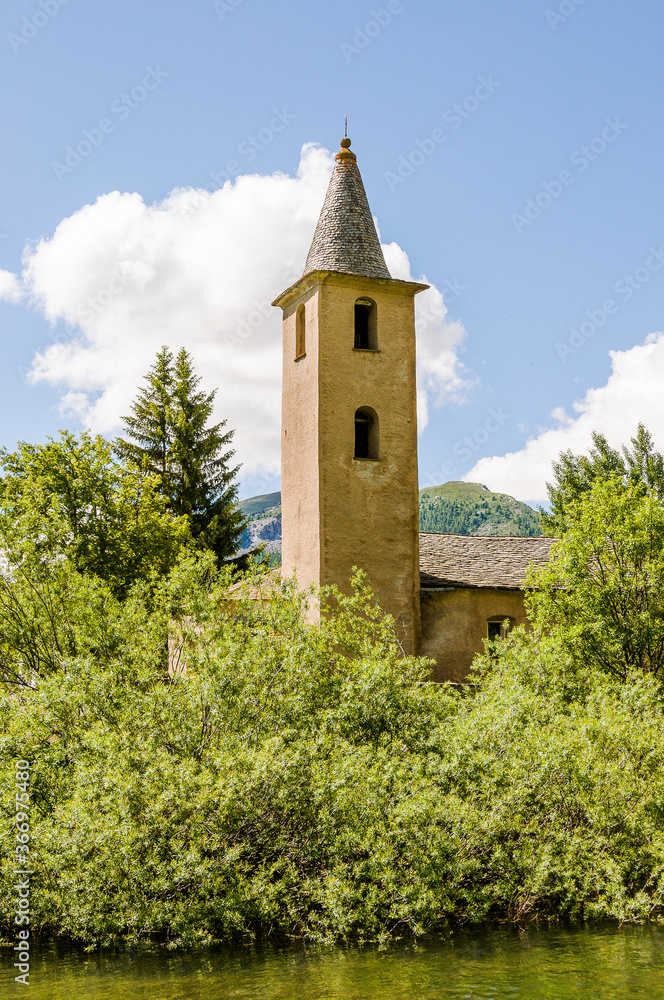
[280,281,321,589]
[278,270,425,654]
[420,587,529,683]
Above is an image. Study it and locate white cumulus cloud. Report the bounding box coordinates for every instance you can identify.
[464,332,664,503]
[12,143,468,492]
[382,240,472,430]
[0,269,23,304]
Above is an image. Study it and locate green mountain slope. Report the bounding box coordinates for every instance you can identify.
[237,481,542,553]
[419,482,542,536]
[238,491,281,520]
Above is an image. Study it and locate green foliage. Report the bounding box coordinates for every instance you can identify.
[456,633,664,924]
[116,346,248,567]
[2,549,664,948]
[3,423,664,948]
[542,423,664,534]
[0,431,189,600]
[0,524,123,688]
[527,478,664,681]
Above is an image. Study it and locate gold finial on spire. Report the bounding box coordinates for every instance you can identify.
[337,117,355,160]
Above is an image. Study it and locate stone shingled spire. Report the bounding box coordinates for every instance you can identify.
[303,137,392,280]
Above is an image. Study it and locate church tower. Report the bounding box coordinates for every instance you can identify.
[273,137,427,653]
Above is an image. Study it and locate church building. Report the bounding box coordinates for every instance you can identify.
[273,137,553,682]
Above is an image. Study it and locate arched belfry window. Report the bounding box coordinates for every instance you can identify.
[295,304,306,359]
[354,406,380,460]
[354,298,377,351]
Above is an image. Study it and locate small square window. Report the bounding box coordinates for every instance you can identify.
[487,617,516,642]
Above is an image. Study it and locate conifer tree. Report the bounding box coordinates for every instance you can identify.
[117,346,249,567]
[115,347,174,496]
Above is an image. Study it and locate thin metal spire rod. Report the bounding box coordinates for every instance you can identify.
[344,115,348,138]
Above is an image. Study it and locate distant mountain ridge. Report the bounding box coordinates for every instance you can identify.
[419,481,542,536]
[238,491,281,520]
[237,482,542,556]
[237,492,282,557]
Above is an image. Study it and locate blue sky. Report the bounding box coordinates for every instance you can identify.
[1,0,663,503]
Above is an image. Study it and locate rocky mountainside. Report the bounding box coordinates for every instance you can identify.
[237,482,542,557]
[237,492,282,558]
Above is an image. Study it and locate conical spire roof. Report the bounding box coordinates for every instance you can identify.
[303,138,391,280]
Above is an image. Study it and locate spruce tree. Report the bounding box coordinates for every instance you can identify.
[117,346,249,567]
[168,348,247,563]
[115,346,174,496]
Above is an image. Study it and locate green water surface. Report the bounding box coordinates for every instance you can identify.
[3,927,664,999]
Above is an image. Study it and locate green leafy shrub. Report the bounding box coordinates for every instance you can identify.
[2,546,664,948]
[528,479,664,679]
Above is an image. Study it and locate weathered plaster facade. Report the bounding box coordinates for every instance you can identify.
[420,587,529,683]
[275,270,426,654]
[418,532,554,681]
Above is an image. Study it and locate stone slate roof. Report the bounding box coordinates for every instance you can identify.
[419,532,556,590]
[303,138,392,280]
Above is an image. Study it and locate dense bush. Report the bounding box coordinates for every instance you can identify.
[0,431,190,601]
[527,478,664,680]
[2,545,664,948]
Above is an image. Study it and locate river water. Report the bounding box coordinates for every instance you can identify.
[3,926,663,998]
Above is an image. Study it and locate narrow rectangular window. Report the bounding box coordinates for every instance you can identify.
[354,303,370,349]
[355,413,370,458]
[295,304,306,359]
